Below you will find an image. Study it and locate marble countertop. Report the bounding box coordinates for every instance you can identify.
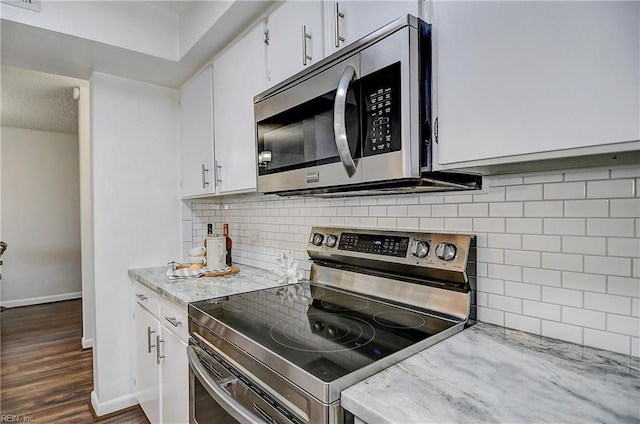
[342,322,640,423]
[128,264,287,307]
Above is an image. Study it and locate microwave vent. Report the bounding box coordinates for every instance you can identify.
[2,0,40,12]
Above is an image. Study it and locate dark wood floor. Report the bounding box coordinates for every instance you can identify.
[1,299,150,423]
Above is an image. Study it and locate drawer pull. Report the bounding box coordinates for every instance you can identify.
[165,316,182,327]
[135,294,147,301]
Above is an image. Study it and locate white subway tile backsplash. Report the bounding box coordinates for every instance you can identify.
[524,201,563,217]
[488,233,522,249]
[562,236,607,255]
[544,219,585,236]
[541,287,583,307]
[584,293,631,315]
[522,267,562,287]
[523,173,563,184]
[562,272,607,293]
[187,164,640,357]
[477,307,504,326]
[505,250,541,267]
[608,238,640,258]
[490,202,523,217]
[489,294,522,313]
[488,264,522,282]
[459,203,488,217]
[587,219,634,237]
[523,300,561,320]
[584,255,632,277]
[506,218,543,234]
[407,205,430,217]
[541,252,583,272]
[611,166,640,179]
[477,277,505,295]
[477,248,504,264]
[564,169,610,182]
[562,306,606,330]
[541,321,583,345]
[544,182,585,200]
[607,276,640,297]
[587,179,635,199]
[607,315,640,337]
[445,218,473,232]
[505,313,540,334]
[564,200,609,218]
[506,184,543,201]
[584,329,630,355]
[473,218,506,233]
[522,235,561,252]
[505,281,541,300]
[432,204,457,217]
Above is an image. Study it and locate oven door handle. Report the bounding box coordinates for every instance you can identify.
[187,346,263,424]
[333,64,358,178]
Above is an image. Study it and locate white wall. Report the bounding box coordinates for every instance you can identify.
[187,164,640,357]
[0,127,82,306]
[90,73,181,416]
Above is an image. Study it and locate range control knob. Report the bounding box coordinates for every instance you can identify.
[410,241,430,258]
[435,242,457,261]
[325,234,339,248]
[311,233,324,246]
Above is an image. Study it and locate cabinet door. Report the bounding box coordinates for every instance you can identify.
[180,65,216,197]
[325,1,421,55]
[267,1,324,87]
[433,1,640,166]
[160,328,188,424]
[213,22,268,194]
[134,303,161,424]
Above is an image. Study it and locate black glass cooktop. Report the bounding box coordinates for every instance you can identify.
[190,282,456,382]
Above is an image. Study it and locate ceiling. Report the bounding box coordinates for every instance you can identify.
[1,65,85,134]
[145,1,189,15]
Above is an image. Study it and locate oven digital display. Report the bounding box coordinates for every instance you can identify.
[338,233,409,257]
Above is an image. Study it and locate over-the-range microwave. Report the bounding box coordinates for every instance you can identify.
[254,15,481,197]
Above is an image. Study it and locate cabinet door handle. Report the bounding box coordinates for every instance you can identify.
[135,294,147,301]
[147,326,156,353]
[165,316,182,327]
[214,160,222,186]
[201,163,210,189]
[156,335,165,364]
[334,3,345,48]
[302,25,312,65]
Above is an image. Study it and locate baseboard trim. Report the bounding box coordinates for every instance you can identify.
[81,337,94,350]
[0,291,82,308]
[90,391,138,418]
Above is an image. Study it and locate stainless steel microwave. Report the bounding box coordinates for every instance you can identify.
[254,15,481,196]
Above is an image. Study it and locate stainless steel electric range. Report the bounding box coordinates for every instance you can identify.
[188,227,476,424]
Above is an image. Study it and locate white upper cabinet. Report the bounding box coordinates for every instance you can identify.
[266,1,324,87]
[325,1,422,55]
[433,1,640,167]
[180,65,216,197]
[213,21,268,194]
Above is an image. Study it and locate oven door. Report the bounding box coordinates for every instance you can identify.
[188,344,300,424]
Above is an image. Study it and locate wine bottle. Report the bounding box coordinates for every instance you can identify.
[204,223,213,247]
[223,223,232,266]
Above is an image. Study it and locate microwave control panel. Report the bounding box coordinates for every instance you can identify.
[362,62,401,157]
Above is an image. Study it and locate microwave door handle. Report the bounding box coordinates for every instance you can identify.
[333,64,357,178]
[187,346,262,424]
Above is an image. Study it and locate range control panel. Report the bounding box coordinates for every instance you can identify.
[307,227,474,276]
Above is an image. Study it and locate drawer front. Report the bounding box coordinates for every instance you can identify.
[161,297,188,342]
[133,281,161,319]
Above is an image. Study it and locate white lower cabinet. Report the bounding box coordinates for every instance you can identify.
[133,282,189,424]
[134,301,161,424]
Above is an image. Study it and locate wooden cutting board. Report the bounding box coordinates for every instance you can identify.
[176,264,240,278]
